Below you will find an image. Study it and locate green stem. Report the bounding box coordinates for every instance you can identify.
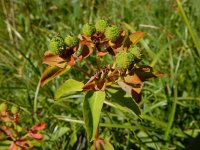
[164,79,177,140]
[33,81,40,121]
[176,0,200,57]
[164,46,182,145]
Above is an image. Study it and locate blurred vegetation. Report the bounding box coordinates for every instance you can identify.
[0,0,200,149]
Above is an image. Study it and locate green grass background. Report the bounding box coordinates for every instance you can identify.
[0,0,200,149]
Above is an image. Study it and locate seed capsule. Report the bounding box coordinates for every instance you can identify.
[49,36,65,55]
[64,35,79,48]
[105,25,120,42]
[95,19,108,33]
[116,51,134,70]
[82,23,96,36]
[128,47,142,60]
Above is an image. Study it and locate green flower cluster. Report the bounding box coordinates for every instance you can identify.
[49,20,123,56]
[49,36,65,55]
[116,51,134,70]
[116,47,142,70]
[105,25,120,42]
[0,102,19,114]
[11,106,19,114]
[128,47,142,60]
[82,23,96,36]
[0,102,7,112]
[95,19,108,33]
[64,35,79,48]
[81,19,120,42]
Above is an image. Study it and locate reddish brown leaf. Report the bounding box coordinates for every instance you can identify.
[78,41,94,59]
[0,111,12,122]
[28,132,43,140]
[40,65,71,86]
[124,74,142,84]
[0,126,14,138]
[31,122,46,131]
[131,85,142,103]
[67,55,76,66]
[82,76,97,90]
[97,51,108,57]
[9,142,17,150]
[16,140,33,148]
[108,30,126,54]
[43,51,66,68]
[131,65,161,82]
[129,32,146,45]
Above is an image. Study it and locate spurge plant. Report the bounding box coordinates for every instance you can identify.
[40,19,162,149]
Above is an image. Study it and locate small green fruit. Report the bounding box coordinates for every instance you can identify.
[49,36,65,55]
[116,51,134,70]
[0,103,7,112]
[82,23,96,36]
[129,47,141,60]
[95,19,108,33]
[64,35,79,47]
[11,106,19,114]
[105,25,120,42]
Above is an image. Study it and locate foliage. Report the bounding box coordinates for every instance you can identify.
[0,0,200,149]
[40,19,161,148]
[0,103,45,150]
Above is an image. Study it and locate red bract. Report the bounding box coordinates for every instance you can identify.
[9,142,17,150]
[28,122,45,140]
[0,103,45,149]
[30,122,46,131]
[28,132,43,140]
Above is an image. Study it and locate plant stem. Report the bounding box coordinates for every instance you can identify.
[33,81,40,121]
[164,46,182,145]
[176,0,200,57]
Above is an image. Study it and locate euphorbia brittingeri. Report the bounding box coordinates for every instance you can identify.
[40,20,162,147]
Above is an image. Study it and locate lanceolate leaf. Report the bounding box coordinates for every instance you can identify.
[40,65,71,86]
[102,139,115,150]
[106,85,141,116]
[129,32,146,45]
[83,91,105,141]
[55,79,84,99]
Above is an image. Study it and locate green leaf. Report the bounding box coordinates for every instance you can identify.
[51,127,70,141]
[55,79,84,99]
[40,65,71,86]
[106,85,141,116]
[83,91,105,141]
[102,139,115,150]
